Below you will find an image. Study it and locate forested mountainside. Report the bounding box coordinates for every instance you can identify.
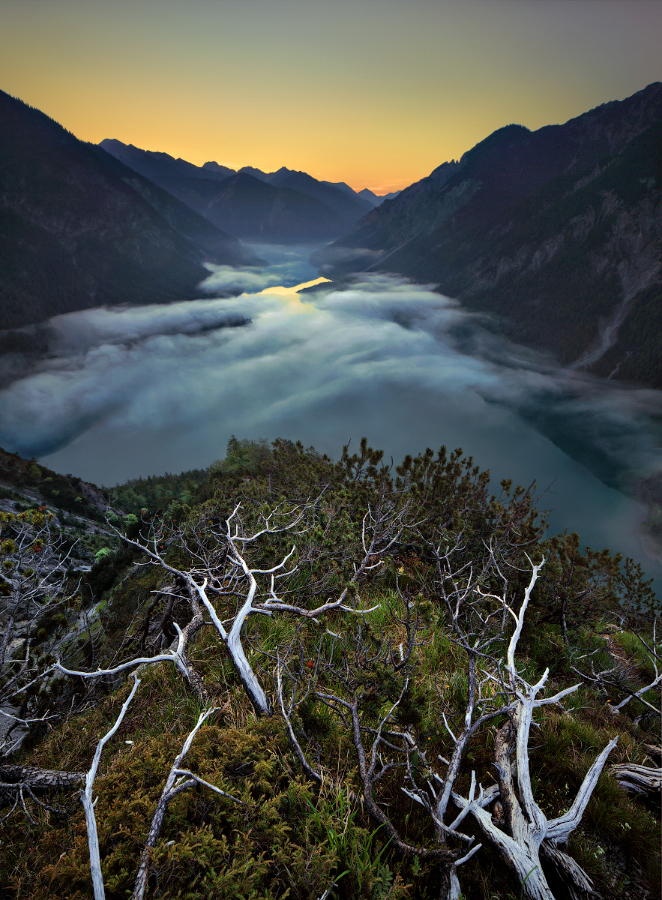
[0,448,108,522]
[100,140,375,241]
[322,83,662,387]
[0,92,253,330]
[1,438,659,899]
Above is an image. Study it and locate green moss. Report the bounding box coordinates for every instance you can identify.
[2,439,659,899]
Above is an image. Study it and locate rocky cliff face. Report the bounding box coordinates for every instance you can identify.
[0,92,252,330]
[323,83,662,386]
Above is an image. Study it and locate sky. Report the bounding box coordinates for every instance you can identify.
[1,0,660,191]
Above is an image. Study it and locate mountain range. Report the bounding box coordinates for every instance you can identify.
[321,82,662,387]
[100,139,381,241]
[1,84,659,388]
[0,90,254,330]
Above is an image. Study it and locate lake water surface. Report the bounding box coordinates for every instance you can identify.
[1,243,660,587]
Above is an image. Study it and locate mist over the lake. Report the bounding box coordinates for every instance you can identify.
[0,245,660,580]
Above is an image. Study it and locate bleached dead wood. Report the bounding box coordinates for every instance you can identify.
[609,623,661,716]
[0,763,85,821]
[55,620,202,698]
[276,658,323,785]
[573,619,661,718]
[451,559,617,900]
[315,684,455,860]
[115,499,405,716]
[132,707,242,900]
[0,764,84,793]
[76,686,242,900]
[83,674,141,900]
[540,843,598,900]
[0,510,81,756]
[325,548,619,898]
[610,761,661,798]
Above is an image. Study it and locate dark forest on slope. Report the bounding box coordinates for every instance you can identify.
[1,439,659,899]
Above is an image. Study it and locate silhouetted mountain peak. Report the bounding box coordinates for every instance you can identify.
[102,139,188,168]
[358,188,380,206]
[328,180,358,196]
[102,138,132,151]
[202,160,236,178]
[467,122,529,147]
[458,123,530,172]
[100,140,391,242]
[99,138,224,183]
[231,171,274,189]
[238,165,268,179]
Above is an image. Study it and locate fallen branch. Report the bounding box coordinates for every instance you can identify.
[610,762,661,798]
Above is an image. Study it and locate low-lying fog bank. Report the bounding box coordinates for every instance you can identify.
[0,245,660,584]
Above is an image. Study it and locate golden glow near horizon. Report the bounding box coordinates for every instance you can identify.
[1,0,660,193]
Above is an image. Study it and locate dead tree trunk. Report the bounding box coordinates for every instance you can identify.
[451,558,617,900]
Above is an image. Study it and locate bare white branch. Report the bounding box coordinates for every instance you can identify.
[276,661,323,784]
[83,674,141,900]
[546,737,619,842]
[132,707,231,900]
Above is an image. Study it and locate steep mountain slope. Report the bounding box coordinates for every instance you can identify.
[197,171,352,240]
[99,139,221,183]
[201,160,236,179]
[0,446,109,522]
[324,83,662,386]
[358,187,382,206]
[0,92,250,330]
[100,140,377,240]
[245,165,375,225]
[99,138,236,216]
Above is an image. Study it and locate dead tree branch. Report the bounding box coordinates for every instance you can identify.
[112,499,405,716]
[132,706,242,900]
[450,559,617,900]
[83,673,141,900]
[610,762,661,799]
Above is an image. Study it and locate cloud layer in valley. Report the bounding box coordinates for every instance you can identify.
[0,256,660,580]
[200,242,323,295]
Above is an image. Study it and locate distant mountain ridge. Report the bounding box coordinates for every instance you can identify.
[0,91,253,330]
[100,140,381,240]
[322,83,662,387]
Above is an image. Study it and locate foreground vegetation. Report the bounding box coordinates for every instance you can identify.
[1,439,659,899]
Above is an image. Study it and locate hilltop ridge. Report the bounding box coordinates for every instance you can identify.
[0,437,659,898]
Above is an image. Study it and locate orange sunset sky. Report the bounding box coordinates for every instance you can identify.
[1,0,660,193]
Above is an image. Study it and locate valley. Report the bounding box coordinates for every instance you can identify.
[1,83,660,591]
[0,243,659,589]
[1,8,660,896]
